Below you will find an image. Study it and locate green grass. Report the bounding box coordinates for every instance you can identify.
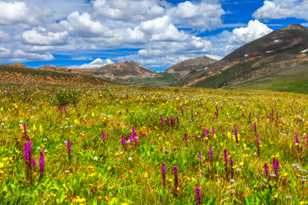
[116,73,178,87]
[234,62,308,94]
[0,84,307,204]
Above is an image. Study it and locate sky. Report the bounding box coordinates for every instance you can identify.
[0,0,307,72]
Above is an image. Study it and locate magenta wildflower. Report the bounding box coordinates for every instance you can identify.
[256,134,260,157]
[66,139,72,159]
[208,146,213,162]
[294,131,300,146]
[160,115,164,127]
[23,138,32,164]
[121,136,126,147]
[101,130,107,141]
[198,152,202,162]
[272,158,280,178]
[214,106,219,119]
[230,159,234,179]
[194,185,202,205]
[223,149,228,165]
[132,127,137,136]
[233,127,239,143]
[23,137,34,182]
[264,163,269,178]
[129,134,134,143]
[203,128,209,138]
[170,117,176,128]
[172,165,179,196]
[31,159,36,168]
[211,127,216,136]
[161,163,167,188]
[252,122,257,134]
[183,133,189,143]
[22,123,29,139]
[39,150,45,178]
[223,149,228,175]
[130,127,139,144]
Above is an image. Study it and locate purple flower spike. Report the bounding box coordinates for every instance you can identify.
[101,131,107,141]
[223,149,228,165]
[132,127,137,136]
[264,163,269,178]
[39,150,45,177]
[272,158,280,178]
[294,131,300,146]
[183,133,189,142]
[211,127,216,136]
[172,165,179,196]
[161,163,167,188]
[198,152,202,162]
[233,127,239,143]
[23,138,32,164]
[256,134,260,157]
[31,159,36,168]
[129,134,134,143]
[208,146,213,162]
[22,123,29,139]
[252,122,257,134]
[130,127,139,144]
[230,159,234,179]
[121,136,126,146]
[194,185,202,205]
[66,139,72,158]
[203,128,209,138]
[23,138,34,182]
[160,115,164,127]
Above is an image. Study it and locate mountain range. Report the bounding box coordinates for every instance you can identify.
[1,25,307,93]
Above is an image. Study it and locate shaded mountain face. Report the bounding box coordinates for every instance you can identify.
[165,56,217,78]
[95,61,159,80]
[181,25,308,91]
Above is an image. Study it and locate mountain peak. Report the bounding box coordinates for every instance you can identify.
[284,24,306,31]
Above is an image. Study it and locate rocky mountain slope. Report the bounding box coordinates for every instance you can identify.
[165,56,216,79]
[94,61,159,80]
[180,25,308,93]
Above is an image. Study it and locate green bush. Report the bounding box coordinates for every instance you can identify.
[53,89,80,107]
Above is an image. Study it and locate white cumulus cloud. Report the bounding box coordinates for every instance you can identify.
[209,20,273,57]
[14,50,54,61]
[0,1,35,25]
[254,0,308,20]
[168,0,225,30]
[58,12,111,37]
[232,20,273,43]
[0,47,11,58]
[138,16,187,41]
[69,58,114,69]
[0,31,9,41]
[22,27,68,45]
[93,0,165,22]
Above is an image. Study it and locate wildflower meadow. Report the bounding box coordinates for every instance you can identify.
[0,85,307,204]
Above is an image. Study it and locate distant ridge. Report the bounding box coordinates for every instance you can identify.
[165,56,216,79]
[95,61,160,80]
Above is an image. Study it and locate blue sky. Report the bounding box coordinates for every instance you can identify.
[0,0,307,71]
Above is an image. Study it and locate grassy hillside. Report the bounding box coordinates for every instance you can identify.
[0,65,107,86]
[231,62,308,93]
[0,83,307,204]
